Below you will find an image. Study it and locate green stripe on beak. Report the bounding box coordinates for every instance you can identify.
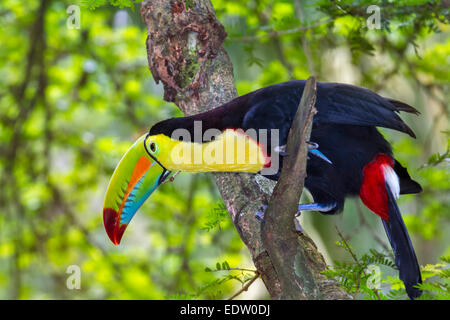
[102,135,165,245]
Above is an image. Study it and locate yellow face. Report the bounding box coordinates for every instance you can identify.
[103,129,270,245]
[145,129,269,173]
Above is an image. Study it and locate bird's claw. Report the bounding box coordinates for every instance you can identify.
[254,205,267,222]
[306,141,319,150]
[274,145,289,157]
[294,218,303,234]
[255,205,303,233]
[297,202,337,212]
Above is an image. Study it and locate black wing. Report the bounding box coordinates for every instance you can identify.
[241,80,419,140]
[154,80,419,143]
[316,82,419,138]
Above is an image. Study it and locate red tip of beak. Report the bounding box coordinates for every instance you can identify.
[103,208,127,245]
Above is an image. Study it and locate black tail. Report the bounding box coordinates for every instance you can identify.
[387,99,421,115]
[394,160,423,195]
[382,183,422,299]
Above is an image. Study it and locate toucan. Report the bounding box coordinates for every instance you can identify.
[102,80,423,299]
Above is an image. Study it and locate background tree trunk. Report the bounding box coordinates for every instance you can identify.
[140,0,350,300]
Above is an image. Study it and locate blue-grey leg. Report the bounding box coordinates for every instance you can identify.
[306,141,332,164]
[255,202,337,220]
[293,202,337,233]
[295,202,337,216]
[276,141,332,164]
[308,149,332,164]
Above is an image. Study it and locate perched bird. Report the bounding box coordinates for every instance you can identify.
[102,80,423,299]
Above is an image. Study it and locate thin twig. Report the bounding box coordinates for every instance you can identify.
[227,272,260,300]
[335,226,381,300]
[335,226,360,265]
[160,170,181,184]
[354,200,391,254]
[295,0,317,76]
[210,267,258,273]
[226,19,331,43]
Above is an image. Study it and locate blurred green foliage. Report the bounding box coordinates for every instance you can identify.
[0,0,448,299]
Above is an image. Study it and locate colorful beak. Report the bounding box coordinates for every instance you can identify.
[102,135,165,245]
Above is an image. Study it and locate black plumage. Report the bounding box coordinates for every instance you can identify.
[150,80,423,299]
[383,183,423,299]
[151,80,421,212]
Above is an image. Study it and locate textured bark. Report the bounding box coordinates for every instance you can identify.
[140,0,350,300]
[261,77,349,299]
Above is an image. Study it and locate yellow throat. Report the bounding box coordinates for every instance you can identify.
[149,129,269,173]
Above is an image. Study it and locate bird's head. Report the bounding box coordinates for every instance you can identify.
[102,121,269,245]
[102,133,174,245]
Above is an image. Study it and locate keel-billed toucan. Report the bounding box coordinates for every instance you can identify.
[103,80,423,299]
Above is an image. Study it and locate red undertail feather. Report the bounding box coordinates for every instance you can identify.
[360,154,397,221]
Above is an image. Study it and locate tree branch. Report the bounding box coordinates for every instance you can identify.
[227,272,260,300]
[140,0,350,300]
[261,77,319,299]
[225,19,332,43]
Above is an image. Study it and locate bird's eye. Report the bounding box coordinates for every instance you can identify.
[150,142,156,153]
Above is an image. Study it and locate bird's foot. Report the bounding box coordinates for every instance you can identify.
[274,141,332,164]
[306,141,319,149]
[255,204,304,233]
[274,145,288,157]
[294,217,303,234]
[254,205,267,222]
